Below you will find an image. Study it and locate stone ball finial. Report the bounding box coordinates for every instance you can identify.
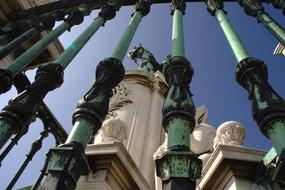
[215,121,246,147]
[190,123,216,154]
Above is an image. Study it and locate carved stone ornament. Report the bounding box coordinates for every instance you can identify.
[153,134,168,160]
[106,82,133,119]
[101,118,128,142]
[215,121,246,147]
[191,106,216,154]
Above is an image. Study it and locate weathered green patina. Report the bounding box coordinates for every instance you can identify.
[171,10,185,57]
[0,2,120,150]
[65,119,96,148]
[240,0,285,47]
[112,12,143,61]
[256,11,285,47]
[0,27,39,61]
[215,9,250,62]
[7,9,86,75]
[39,1,151,189]
[56,16,105,69]
[155,1,202,190]
[7,22,70,74]
[206,0,285,185]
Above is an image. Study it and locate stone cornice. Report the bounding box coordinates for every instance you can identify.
[85,142,151,190]
[197,145,267,190]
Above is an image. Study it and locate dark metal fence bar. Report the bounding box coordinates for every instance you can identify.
[38,0,151,189]
[6,129,49,190]
[0,17,56,61]
[206,0,285,185]
[240,0,285,47]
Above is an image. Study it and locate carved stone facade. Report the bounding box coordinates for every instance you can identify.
[85,67,270,190]
[92,69,167,189]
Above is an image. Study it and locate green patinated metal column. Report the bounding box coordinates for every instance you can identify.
[0,10,85,95]
[155,1,202,190]
[0,2,120,150]
[269,0,285,15]
[39,1,150,189]
[239,0,285,47]
[0,16,57,61]
[206,0,285,185]
[8,11,85,74]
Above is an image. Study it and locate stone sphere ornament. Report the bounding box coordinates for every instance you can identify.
[190,123,216,154]
[216,121,246,146]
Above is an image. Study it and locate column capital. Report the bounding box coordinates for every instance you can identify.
[65,10,84,30]
[99,0,121,21]
[134,0,151,17]
[171,0,186,15]
[73,57,125,128]
[239,0,264,17]
[205,0,224,16]
[235,57,285,136]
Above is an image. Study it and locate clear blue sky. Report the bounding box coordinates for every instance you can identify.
[0,2,285,189]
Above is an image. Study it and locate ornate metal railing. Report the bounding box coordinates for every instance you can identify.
[0,0,284,189]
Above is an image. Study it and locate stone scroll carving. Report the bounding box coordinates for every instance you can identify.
[94,82,133,144]
[106,82,133,120]
[213,121,246,149]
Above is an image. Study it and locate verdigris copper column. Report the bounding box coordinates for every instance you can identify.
[0,1,121,150]
[0,16,56,61]
[268,0,285,15]
[206,0,285,183]
[39,1,150,189]
[239,0,285,47]
[0,17,44,46]
[0,11,85,95]
[155,1,202,190]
